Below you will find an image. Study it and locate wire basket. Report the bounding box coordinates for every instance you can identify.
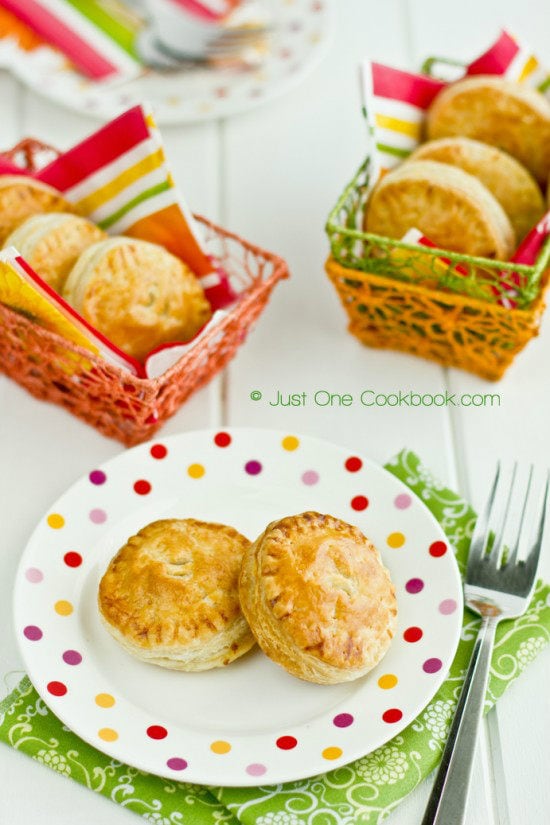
[325,157,550,380]
[0,140,288,445]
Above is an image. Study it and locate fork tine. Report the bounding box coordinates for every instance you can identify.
[506,465,533,567]
[467,462,500,568]
[488,462,517,564]
[524,471,550,578]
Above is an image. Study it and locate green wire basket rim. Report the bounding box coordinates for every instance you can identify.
[326,157,550,282]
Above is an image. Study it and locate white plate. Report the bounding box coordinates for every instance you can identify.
[0,1,333,124]
[14,428,462,786]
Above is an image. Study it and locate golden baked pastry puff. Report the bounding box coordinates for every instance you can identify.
[98,519,256,671]
[0,175,77,245]
[63,237,212,361]
[239,512,397,684]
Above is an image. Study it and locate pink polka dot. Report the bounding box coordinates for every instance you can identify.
[23,625,42,641]
[245,460,262,475]
[62,650,82,665]
[405,578,424,594]
[246,763,266,776]
[89,470,106,485]
[90,509,107,524]
[394,493,412,509]
[439,599,458,615]
[25,568,43,583]
[333,713,354,728]
[301,470,319,485]
[166,757,187,771]
[423,658,443,674]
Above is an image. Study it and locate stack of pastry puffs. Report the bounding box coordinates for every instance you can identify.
[0,175,211,360]
[365,76,550,258]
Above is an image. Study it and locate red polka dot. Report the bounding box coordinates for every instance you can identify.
[47,681,67,696]
[382,708,403,724]
[134,480,151,495]
[150,444,167,459]
[64,552,82,568]
[147,725,167,740]
[214,432,232,448]
[404,626,423,643]
[276,735,297,750]
[351,495,369,511]
[429,541,447,557]
[345,456,363,472]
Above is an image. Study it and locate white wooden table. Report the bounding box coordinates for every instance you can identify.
[1,1,549,822]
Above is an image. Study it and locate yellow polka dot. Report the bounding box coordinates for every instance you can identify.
[387,532,405,548]
[210,740,231,754]
[281,436,300,451]
[187,463,205,479]
[95,693,115,708]
[378,673,398,690]
[47,513,65,529]
[98,728,118,742]
[322,746,343,760]
[54,600,73,616]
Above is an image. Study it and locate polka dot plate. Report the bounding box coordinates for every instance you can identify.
[0,1,332,124]
[14,428,463,787]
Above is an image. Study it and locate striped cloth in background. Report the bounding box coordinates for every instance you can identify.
[361,30,550,176]
[0,0,140,80]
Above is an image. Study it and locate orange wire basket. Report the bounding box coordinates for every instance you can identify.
[0,140,288,445]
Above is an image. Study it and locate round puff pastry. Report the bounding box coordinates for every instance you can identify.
[62,237,212,361]
[98,518,256,671]
[0,175,76,245]
[410,137,544,243]
[3,212,106,293]
[426,76,550,185]
[365,160,515,260]
[239,511,397,685]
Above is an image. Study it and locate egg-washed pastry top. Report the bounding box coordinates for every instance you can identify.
[0,175,77,245]
[239,511,397,684]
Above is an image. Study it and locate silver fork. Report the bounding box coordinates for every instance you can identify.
[422,463,549,825]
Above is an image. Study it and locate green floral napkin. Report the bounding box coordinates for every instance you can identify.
[2,450,549,825]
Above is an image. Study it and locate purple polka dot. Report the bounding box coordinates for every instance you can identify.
[89,470,106,485]
[394,493,412,509]
[246,763,267,776]
[89,508,107,524]
[23,625,42,641]
[25,568,43,583]
[62,650,82,666]
[423,658,443,674]
[245,460,262,476]
[166,757,187,771]
[405,578,424,594]
[301,470,319,486]
[333,713,354,728]
[439,599,457,615]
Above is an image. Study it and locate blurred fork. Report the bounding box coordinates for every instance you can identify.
[422,463,549,825]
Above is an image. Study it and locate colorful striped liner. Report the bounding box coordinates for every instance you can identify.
[0,0,140,80]
[0,105,237,305]
[360,30,550,176]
